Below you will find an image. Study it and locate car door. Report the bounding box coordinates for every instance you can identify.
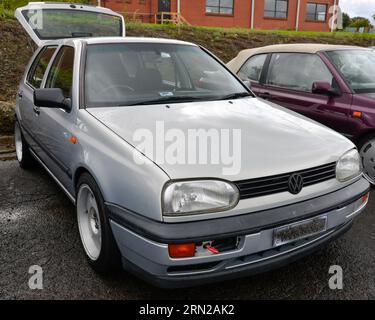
[34,45,77,191]
[237,53,269,96]
[18,46,57,154]
[257,52,352,136]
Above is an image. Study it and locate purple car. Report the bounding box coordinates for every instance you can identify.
[228,44,375,185]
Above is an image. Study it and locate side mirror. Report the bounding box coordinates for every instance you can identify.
[34,88,71,111]
[312,81,339,96]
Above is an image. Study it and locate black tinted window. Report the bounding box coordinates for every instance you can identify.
[238,54,267,82]
[266,53,334,92]
[46,46,74,98]
[27,47,56,88]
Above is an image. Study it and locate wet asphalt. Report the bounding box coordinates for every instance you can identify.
[1,160,375,300]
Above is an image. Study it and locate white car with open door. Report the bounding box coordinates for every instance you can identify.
[13,2,370,288]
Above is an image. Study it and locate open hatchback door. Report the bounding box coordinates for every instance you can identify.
[15,2,125,47]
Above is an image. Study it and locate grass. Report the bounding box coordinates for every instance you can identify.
[126,22,375,39]
[0,7,14,19]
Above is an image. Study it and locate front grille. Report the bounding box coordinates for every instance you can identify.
[235,162,336,200]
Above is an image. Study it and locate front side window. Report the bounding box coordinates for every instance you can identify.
[264,0,288,19]
[326,50,375,93]
[266,53,334,92]
[238,54,268,82]
[84,43,248,108]
[306,3,327,21]
[206,0,234,15]
[26,47,57,88]
[46,46,74,98]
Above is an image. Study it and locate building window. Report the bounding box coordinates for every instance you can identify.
[306,3,327,21]
[206,0,234,15]
[264,0,288,19]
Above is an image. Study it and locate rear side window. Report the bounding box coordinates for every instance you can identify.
[237,54,267,82]
[26,47,56,88]
[46,46,74,98]
[266,53,334,92]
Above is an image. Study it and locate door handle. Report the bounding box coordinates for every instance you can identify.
[259,92,272,100]
[33,106,40,115]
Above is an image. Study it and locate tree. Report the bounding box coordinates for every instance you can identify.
[350,16,371,30]
[342,12,351,29]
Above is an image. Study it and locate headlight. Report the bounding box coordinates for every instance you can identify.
[162,180,239,216]
[336,149,361,182]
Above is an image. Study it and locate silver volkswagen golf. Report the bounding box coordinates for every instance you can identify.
[14,3,370,288]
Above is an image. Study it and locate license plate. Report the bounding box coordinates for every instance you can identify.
[273,216,327,247]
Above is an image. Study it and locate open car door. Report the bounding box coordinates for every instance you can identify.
[15,2,125,47]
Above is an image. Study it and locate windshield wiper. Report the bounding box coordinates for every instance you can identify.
[215,92,253,101]
[125,96,208,106]
[118,92,252,106]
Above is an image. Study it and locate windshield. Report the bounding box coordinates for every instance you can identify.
[22,9,123,40]
[326,50,375,93]
[84,43,250,107]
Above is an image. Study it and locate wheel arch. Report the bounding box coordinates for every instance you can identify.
[354,130,375,147]
[73,166,105,199]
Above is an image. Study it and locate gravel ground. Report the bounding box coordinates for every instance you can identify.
[1,160,375,300]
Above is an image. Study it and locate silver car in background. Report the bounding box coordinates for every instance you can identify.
[14,3,370,288]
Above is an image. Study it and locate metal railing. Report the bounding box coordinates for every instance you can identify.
[154,12,190,25]
[117,11,190,25]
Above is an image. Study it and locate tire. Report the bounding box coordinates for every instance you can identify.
[14,121,35,169]
[358,134,375,186]
[76,172,121,273]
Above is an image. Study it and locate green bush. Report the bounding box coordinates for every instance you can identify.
[0,0,93,10]
[0,0,28,11]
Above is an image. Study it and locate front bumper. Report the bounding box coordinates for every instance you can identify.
[107,178,370,288]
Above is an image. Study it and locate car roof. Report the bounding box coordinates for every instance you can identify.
[85,37,196,46]
[227,43,368,73]
[41,36,197,47]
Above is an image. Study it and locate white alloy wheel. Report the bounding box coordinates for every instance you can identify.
[15,122,23,162]
[77,184,102,261]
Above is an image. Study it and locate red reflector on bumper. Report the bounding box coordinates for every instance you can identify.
[362,193,369,203]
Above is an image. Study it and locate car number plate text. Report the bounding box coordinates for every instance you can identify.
[273,216,327,247]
